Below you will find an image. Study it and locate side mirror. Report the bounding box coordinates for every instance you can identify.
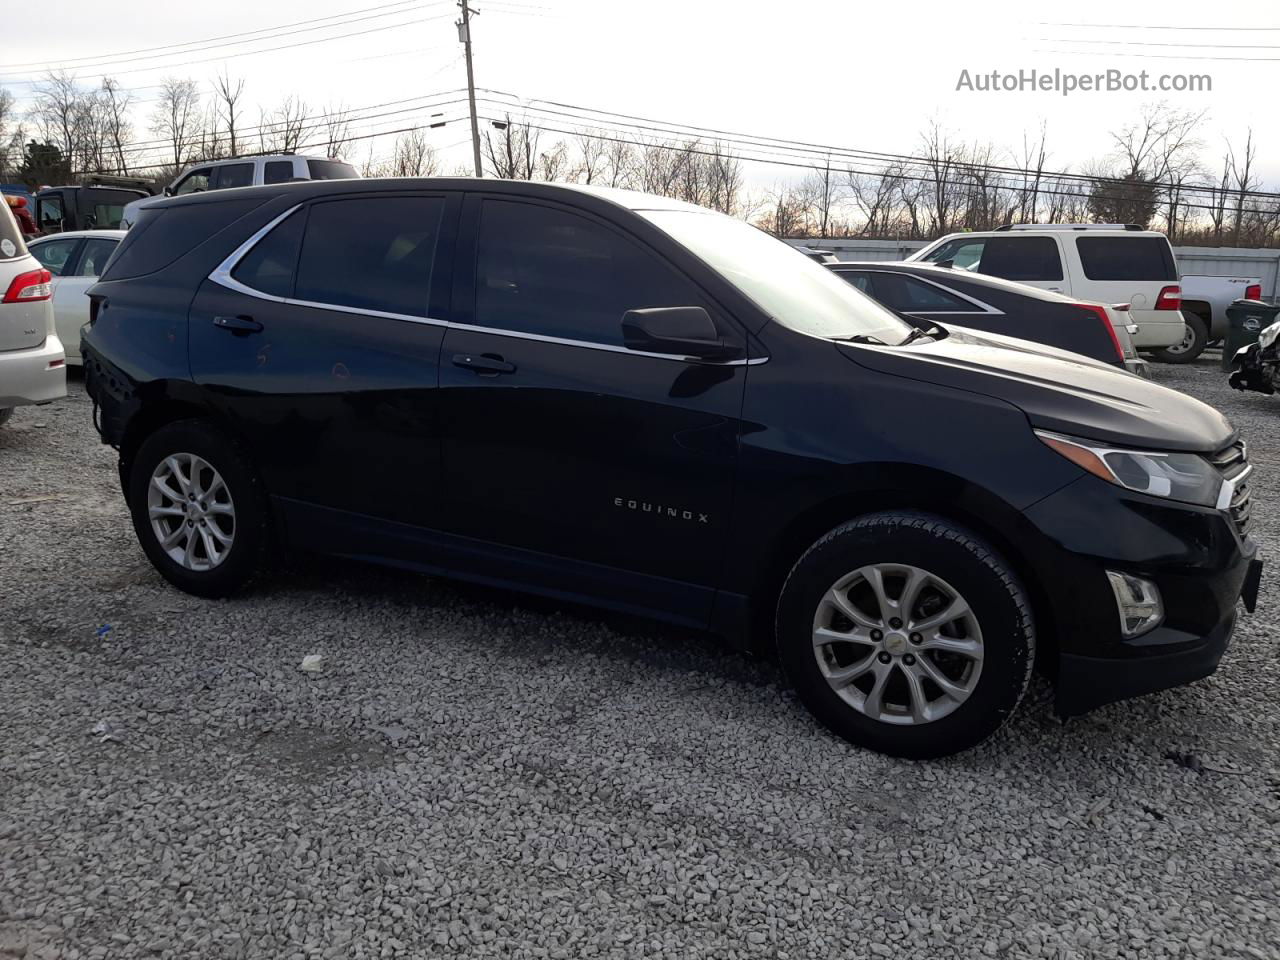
[935,258,954,269]
[163,186,174,197]
[621,306,740,361]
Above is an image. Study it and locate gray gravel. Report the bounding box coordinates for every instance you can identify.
[2,359,1278,960]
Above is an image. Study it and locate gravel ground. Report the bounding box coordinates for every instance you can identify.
[1,359,1277,960]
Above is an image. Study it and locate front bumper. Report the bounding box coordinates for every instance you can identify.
[0,335,66,408]
[1021,474,1260,716]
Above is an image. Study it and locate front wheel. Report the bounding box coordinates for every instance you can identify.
[127,420,270,597]
[776,512,1035,759]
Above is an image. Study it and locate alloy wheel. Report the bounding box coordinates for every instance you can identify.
[147,453,236,571]
[812,563,984,725]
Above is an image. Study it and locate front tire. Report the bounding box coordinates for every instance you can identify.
[127,420,270,598]
[776,512,1035,759]
[1152,314,1208,364]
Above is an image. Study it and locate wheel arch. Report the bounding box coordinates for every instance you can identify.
[116,380,241,495]
[743,475,1059,672]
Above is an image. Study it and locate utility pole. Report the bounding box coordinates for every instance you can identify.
[457,0,483,177]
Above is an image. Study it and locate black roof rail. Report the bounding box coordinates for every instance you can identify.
[1124,223,1143,231]
[994,224,1013,231]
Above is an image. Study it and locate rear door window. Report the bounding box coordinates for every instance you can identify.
[71,237,120,277]
[232,210,305,298]
[872,273,977,312]
[212,163,255,190]
[977,237,1063,282]
[833,270,874,294]
[294,196,443,316]
[31,237,79,274]
[1075,236,1177,281]
[264,161,295,184]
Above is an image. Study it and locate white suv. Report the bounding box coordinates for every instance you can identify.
[121,154,358,228]
[908,224,1185,351]
[0,202,65,426]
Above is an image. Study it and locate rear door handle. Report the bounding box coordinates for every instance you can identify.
[213,315,263,333]
[452,353,516,376]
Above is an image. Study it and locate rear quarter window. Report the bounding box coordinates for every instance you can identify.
[306,159,357,181]
[1075,236,1177,282]
[99,198,265,281]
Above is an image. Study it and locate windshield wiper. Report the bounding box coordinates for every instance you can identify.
[833,334,888,345]
[898,321,948,346]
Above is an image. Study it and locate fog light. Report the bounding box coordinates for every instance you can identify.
[1106,571,1164,638]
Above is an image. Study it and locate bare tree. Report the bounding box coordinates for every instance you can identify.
[483,115,538,179]
[322,103,353,160]
[798,155,840,237]
[213,70,246,158]
[603,138,634,188]
[919,120,963,235]
[1227,130,1257,246]
[388,128,439,176]
[151,77,201,168]
[755,183,806,238]
[536,140,570,181]
[30,71,82,169]
[100,78,133,174]
[258,96,308,154]
[574,131,608,184]
[0,88,17,177]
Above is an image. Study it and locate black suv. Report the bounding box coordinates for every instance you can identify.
[82,179,1262,758]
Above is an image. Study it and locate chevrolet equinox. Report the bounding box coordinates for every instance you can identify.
[82,180,1263,758]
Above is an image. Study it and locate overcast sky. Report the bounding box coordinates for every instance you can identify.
[3,0,1275,186]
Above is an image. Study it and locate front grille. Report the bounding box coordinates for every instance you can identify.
[1210,440,1251,537]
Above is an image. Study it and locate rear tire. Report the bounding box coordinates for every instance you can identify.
[776,512,1035,759]
[0,408,12,427]
[127,420,270,598]
[1152,314,1208,364]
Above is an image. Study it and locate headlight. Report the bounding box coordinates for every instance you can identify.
[1036,431,1223,507]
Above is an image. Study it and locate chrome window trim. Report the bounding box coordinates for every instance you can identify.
[208,203,764,366]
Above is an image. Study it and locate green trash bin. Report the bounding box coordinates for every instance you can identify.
[1221,298,1280,370]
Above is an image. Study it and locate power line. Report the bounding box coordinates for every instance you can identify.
[1034,37,1280,49]
[1039,21,1280,31]
[0,13,455,84]
[0,0,434,70]
[1031,47,1280,62]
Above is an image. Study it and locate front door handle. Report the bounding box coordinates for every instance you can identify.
[213,315,263,334]
[452,353,516,376]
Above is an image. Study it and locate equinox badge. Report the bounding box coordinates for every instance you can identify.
[614,497,709,524]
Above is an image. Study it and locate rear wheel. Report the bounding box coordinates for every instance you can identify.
[776,512,1035,758]
[127,420,270,597]
[1152,314,1208,363]
[0,408,12,427]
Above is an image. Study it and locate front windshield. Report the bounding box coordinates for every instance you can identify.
[640,209,913,343]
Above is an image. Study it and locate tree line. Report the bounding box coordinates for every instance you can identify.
[2,71,1278,248]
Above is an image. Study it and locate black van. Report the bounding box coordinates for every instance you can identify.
[82,180,1262,758]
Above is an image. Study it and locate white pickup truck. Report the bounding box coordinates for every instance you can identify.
[1158,274,1264,363]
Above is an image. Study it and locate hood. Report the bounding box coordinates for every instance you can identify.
[837,327,1234,453]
